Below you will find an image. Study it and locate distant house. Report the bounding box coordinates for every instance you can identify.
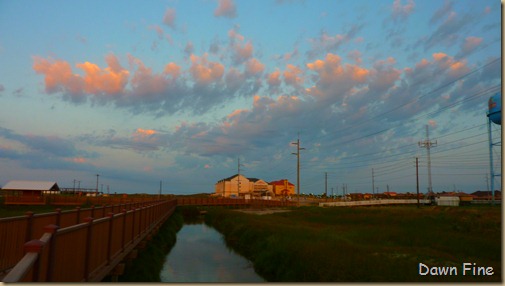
[214,174,275,198]
[248,178,274,197]
[215,174,250,197]
[471,190,502,200]
[2,180,61,197]
[269,179,295,196]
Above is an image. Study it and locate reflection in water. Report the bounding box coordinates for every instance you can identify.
[160,224,265,283]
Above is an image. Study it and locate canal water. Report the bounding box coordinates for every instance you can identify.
[160,223,265,283]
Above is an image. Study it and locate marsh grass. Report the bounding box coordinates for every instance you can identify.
[205,205,501,282]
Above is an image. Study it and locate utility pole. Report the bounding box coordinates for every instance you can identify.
[96,174,100,193]
[486,174,490,192]
[325,172,328,197]
[416,157,420,208]
[418,125,437,193]
[372,168,375,198]
[291,134,305,206]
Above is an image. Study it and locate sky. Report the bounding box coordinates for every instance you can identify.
[0,0,501,195]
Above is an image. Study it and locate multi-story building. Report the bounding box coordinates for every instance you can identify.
[269,179,295,196]
[214,174,278,198]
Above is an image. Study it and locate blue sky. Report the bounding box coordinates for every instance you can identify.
[0,0,501,195]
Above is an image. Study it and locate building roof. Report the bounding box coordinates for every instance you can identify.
[269,179,295,186]
[2,180,60,191]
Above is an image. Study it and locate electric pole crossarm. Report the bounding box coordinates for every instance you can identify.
[418,125,437,193]
[291,135,305,206]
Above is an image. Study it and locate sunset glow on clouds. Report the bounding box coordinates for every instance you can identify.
[0,0,500,194]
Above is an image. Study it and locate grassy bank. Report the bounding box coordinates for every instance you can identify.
[204,205,502,282]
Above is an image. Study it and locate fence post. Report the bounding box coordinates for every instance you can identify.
[24,239,45,281]
[131,209,136,242]
[75,207,81,224]
[25,211,34,242]
[83,217,94,282]
[90,205,95,219]
[121,209,127,253]
[44,224,59,282]
[106,213,114,265]
[54,209,61,227]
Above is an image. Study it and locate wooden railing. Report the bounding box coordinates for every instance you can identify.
[0,201,165,276]
[177,197,296,207]
[1,197,292,282]
[4,194,160,206]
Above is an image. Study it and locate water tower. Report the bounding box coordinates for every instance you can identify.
[486,93,501,204]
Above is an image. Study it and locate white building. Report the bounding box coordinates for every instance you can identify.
[215,174,274,198]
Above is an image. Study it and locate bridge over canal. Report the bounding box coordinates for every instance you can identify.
[1,198,292,282]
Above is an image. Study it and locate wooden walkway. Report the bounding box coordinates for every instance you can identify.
[1,197,293,282]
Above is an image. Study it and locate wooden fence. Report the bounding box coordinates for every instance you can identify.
[3,194,160,206]
[177,197,297,207]
[0,201,162,275]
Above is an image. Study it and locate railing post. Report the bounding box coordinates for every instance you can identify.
[106,213,114,265]
[44,224,59,282]
[54,209,61,227]
[25,211,34,242]
[121,209,127,253]
[83,217,93,282]
[75,207,81,224]
[131,209,136,242]
[90,205,95,219]
[24,239,45,281]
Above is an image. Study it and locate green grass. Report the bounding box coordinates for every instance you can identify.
[204,205,502,282]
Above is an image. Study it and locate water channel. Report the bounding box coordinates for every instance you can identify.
[160,223,265,283]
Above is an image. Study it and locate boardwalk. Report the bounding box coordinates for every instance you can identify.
[1,197,293,282]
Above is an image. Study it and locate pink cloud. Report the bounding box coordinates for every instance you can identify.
[267,69,282,87]
[392,0,415,21]
[129,55,170,96]
[33,54,129,96]
[245,58,264,75]
[189,54,225,85]
[461,36,483,54]
[33,57,85,95]
[283,64,304,86]
[133,128,158,145]
[214,0,237,18]
[76,55,130,94]
[232,41,253,64]
[163,8,176,28]
[306,53,369,86]
[164,62,181,79]
[228,27,244,41]
[432,52,469,77]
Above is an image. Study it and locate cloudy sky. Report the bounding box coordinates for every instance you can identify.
[0,0,501,195]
